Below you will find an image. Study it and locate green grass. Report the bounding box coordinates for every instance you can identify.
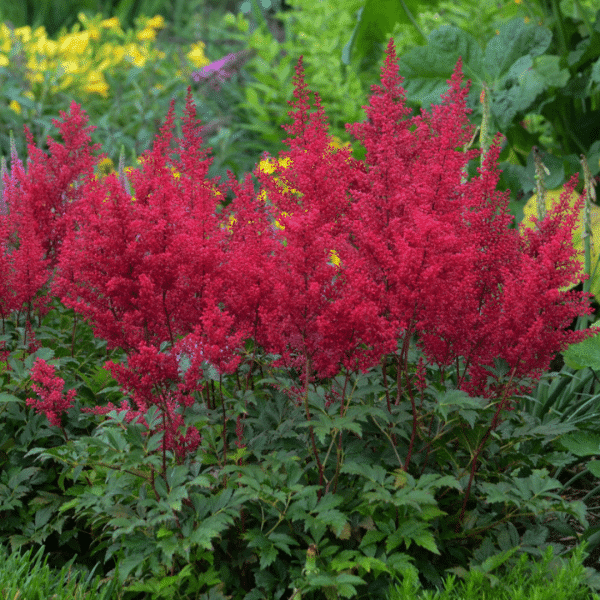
[388,545,600,600]
[0,543,118,600]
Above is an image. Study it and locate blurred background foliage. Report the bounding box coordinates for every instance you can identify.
[1,0,599,204]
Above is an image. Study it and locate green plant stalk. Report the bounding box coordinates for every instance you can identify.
[549,0,568,59]
[533,146,548,221]
[479,83,490,162]
[579,153,597,330]
[303,355,324,497]
[457,366,517,529]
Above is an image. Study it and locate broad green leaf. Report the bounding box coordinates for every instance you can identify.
[492,55,547,129]
[563,327,600,370]
[398,26,484,107]
[559,431,600,456]
[534,54,570,88]
[587,460,600,477]
[342,0,430,68]
[483,18,552,81]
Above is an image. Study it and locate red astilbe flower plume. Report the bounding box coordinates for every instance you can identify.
[56,88,244,457]
[343,39,592,396]
[0,148,50,323]
[55,88,232,353]
[7,103,100,268]
[86,344,201,459]
[245,57,388,379]
[27,358,76,427]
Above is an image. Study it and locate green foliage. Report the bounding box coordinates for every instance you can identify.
[389,5,600,202]
[0,542,118,599]
[342,0,431,72]
[0,303,124,558]
[388,544,599,600]
[10,333,595,598]
[0,0,198,36]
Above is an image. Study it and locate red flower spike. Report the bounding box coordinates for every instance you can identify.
[27,359,76,427]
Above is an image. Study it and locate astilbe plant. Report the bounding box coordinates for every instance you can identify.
[0,103,100,332]
[246,56,391,380]
[337,40,592,398]
[235,40,593,503]
[53,88,245,459]
[26,358,76,433]
[12,39,593,513]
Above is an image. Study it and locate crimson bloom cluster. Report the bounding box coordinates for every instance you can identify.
[2,40,591,459]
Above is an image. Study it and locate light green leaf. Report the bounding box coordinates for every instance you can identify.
[398,26,484,107]
[483,18,552,81]
[559,431,600,456]
[563,328,600,370]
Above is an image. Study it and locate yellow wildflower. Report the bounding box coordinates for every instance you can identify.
[137,28,156,42]
[101,17,120,29]
[124,43,148,67]
[187,42,210,68]
[14,26,32,43]
[59,31,90,54]
[9,100,21,115]
[259,158,277,174]
[97,158,115,176]
[329,249,341,267]
[146,15,165,29]
[0,23,11,52]
[85,71,109,97]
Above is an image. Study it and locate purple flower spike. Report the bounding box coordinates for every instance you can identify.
[191,49,256,89]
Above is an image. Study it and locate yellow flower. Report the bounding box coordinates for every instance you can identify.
[59,60,79,75]
[259,158,277,174]
[0,54,8,67]
[187,42,209,68]
[59,31,90,54]
[146,15,165,29]
[101,17,120,29]
[274,211,290,230]
[97,157,115,176]
[329,249,341,267]
[84,71,109,97]
[0,23,11,52]
[9,100,21,115]
[14,26,32,43]
[136,28,156,42]
[225,215,237,231]
[124,43,148,67]
[328,136,350,150]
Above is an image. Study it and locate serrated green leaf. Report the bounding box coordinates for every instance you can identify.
[398,26,483,107]
[563,328,600,370]
[477,546,519,573]
[0,392,22,404]
[483,18,552,81]
[559,431,600,456]
[587,460,600,477]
